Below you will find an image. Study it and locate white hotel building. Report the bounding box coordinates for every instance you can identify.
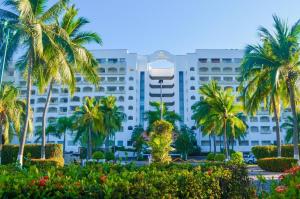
[5,49,288,153]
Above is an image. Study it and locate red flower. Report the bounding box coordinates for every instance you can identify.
[296,184,300,190]
[207,169,213,176]
[99,175,107,183]
[30,180,36,186]
[39,178,47,187]
[275,185,287,193]
[43,176,49,180]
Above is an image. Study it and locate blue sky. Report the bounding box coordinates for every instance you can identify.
[60,0,300,54]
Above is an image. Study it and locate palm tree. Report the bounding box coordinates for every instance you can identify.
[39,4,101,159]
[0,0,74,166]
[131,125,146,158]
[145,101,181,132]
[73,97,104,159]
[100,96,126,152]
[197,81,246,160]
[0,84,24,164]
[281,114,300,143]
[241,15,300,160]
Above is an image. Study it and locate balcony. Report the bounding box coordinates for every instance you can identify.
[149,92,175,97]
[149,84,175,89]
[149,75,174,80]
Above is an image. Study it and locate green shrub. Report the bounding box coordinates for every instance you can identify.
[229,152,244,164]
[92,151,105,160]
[252,144,300,159]
[105,151,115,161]
[28,157,64,168]
[207,153,215,161]
[215,153,226,162]
[1,144,63,164]
[0,162,255,198]
[257,157,297,172]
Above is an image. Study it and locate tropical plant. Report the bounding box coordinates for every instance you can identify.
[100,96,126,152]
[196,81,246,160]
[242,15,300,160]
[0,0,74,166]
[73,97,104,159]
[145,101,181,131]
[0,84,24,164]
[281,114,300,143]
[39,4,102,159]
[148,120,173,163]
[174,125,197,160]
[131,125,146,158]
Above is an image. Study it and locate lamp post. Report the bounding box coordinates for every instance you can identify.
[159,79,163,120]
[1,20,16,88]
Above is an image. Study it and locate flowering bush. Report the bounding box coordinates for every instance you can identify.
[0,162,255,198]
[257,157,297,172]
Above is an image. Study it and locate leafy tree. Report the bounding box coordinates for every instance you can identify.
[0,84,25,164]
[145,101,181,131]
[175,125,197,160]
[242,15,300,160]
[148,120,173,163]
[131,125,146,158]
[0,0,74,166]
[281,114,300,143]
[100,96,126,151]
[73,97,104,159]
[197,81,246,160]
[39,4,101,159]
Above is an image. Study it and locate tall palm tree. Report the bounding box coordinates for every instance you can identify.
[0,84,24,164]
[197,81,246,160]
[73,97,104,159]
[145,101,181,132]
[281,114,300,143]
[39,4,101,159]
[100,96,126,151]
[0,0,74,166]
[241,15,300,160]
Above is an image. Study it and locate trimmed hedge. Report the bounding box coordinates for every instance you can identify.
[1,144,63,164]
[257,157,297,172]
[252,144,300,159]
[28,158,64,168]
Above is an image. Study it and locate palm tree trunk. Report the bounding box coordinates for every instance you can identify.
[88,125,92,159]
[41,80,53,159]
[287,81,299,161]
[17,64,32,166]
[272,96,282,157]
[223,120,229,160]
[209,134,212,152]
[63,130,66,159]
[0,127,3,165]
[213,134,216,154]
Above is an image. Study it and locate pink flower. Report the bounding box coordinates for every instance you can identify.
[275,185,287,193]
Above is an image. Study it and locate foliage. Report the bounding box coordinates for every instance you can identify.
[257,157,297,172]
[148,120,173,163]
[207,153,216,161]
[92,151,105,160]
[281,114,300,143]
[229,152,244,164]
[28,158,64,168]
[105,151,115,161]
[215,153,226,162]
[174,125,197,160]
[131,125,146,158]
[1,144,63,164]
[0,162,255,198]
[252,145,300,159]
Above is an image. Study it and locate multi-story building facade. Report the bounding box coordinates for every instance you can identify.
[4,49,288,153]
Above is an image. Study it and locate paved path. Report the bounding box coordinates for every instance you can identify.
[247,165,283,180]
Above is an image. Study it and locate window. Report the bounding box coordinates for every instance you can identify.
[37,107,44,113]
[235,67,241,72]
[250,126,259,132]
[108,58,118,63]
[52,88,59,94]
[199,76,209,81]
[190,76,195,80]
[250,117,258,122]
[222,58,232,63]
[120,58,126,63]
[48,107,57,113]
[107,67,117,73]
[31,90,36,95]
[118,106,124,111]
[98,68,105,73]
[83,87,93,92]
[191,96,196,100]
[118,96,124,102]
[129,76,134,81]
[50,97,58,104]
[128,106,133,110]
[199,67,208,72]
[260,116,270,122]
[261,126,270,133]
[117,140,124,147]
[234,58,242,63]
[127,140,133,146]
[30,99,35,104]
[71,96,80,102]
[37,98,46,103]
[223,67,232,72]
[224,77,233,82]
[36,117,42,122]
[59,107,67,113]
[128,86,134,91]
[128,126,133,130]
[190,86,195,90]
[211,58,220,63]
[190,67,195,71]
[262,141,271,145]
[198,58,207,63]
[239,140,249,146]
[211,67,221,72]
[128,96,133,100]
[60,98,68,103]
[97,58,106,63]
[201,141,211,146]
[76,77,81,82]
[212,76,221,81]
[107,86,117,92]
[128,116,133,120]
[119,68,126,73]
[61,88,68,94]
